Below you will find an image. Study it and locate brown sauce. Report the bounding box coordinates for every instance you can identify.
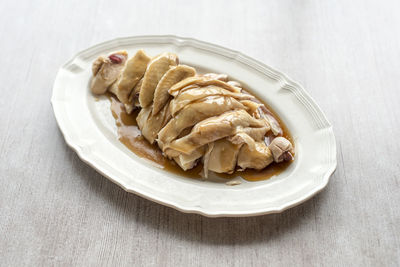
[110,97,204,179]
[109,88,294,182]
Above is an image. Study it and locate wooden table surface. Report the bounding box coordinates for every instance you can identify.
[1,0,399,266]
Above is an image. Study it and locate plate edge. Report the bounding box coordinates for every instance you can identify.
[51,35,337,217]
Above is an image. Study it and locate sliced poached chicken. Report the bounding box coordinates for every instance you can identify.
[139,52,178,108]
[91,51,128,94]
[152,65,196,115]
[90,49,294,178]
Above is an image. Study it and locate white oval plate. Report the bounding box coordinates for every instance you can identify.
[51,35,336,217]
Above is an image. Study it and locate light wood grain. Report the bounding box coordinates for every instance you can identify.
[1,0,399,266]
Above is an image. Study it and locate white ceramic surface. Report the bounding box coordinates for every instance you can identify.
[51,35,336,217]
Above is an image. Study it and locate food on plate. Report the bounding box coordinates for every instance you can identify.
[90,50,294,179]
[111,49,151,104]
[90,51,128,94]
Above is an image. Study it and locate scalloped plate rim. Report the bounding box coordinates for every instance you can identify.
[51,35,337,217]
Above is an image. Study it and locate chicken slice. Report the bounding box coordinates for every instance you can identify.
[202,73,228,82]
[168,77,241,97]
[157,96,246,150]
[173,146,205,171]
[152,65,196,115]
[237,140,274,170]
[230,132,274,170]
[170,85,254,116]
[90,51,128,94]
[139,52,178,108]
[164,109,266,157]
[115,49,151,104]
[207,139,241,174]
[137,101,172,144]
[136,105,152,131]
